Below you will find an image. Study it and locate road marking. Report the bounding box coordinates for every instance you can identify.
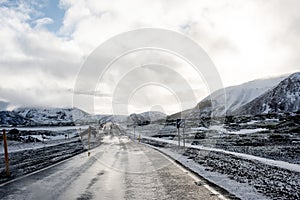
[144,144,229,200]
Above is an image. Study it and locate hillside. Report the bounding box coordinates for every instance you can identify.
[128,111,167,125]
[235,72,300,115]
[169,74,287,119]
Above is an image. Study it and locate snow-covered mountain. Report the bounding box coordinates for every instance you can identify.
[0,107,129,126]
[169,74,288,119]
[1,72,298,127]
[1,106,167,127]
[139,111,167,121]
[209,75,287,114]
[98,114,128,124]
[0,111,32,126]
[13,107,89,126]
[128,111,167,125]
[235,72,300,115]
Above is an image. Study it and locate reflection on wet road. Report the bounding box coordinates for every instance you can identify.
[0,131,223,200]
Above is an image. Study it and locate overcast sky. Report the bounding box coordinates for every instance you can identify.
[0,0,299,114]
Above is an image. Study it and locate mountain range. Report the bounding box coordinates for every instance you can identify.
[170,72,300,119]
[0,107,166,127]
[0,72,299,126]
[0,107,89,127]
[128,111,167,125]
[234,72,300,115]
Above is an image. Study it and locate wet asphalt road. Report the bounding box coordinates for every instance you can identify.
[0,132,224,200]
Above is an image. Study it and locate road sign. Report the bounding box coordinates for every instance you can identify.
[176,119,185,128]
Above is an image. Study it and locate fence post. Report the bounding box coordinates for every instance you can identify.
[3,129,10,176]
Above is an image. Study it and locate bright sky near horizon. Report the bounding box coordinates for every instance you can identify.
[0,0,299,114]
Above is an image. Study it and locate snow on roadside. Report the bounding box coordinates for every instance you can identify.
[2,125,89,131]
[142,136,300,173]
[0,137,80,154]
[0,126,90,154]
[182,126,268,135]
[191,127,209,131]
[227,128,268,134]
[27,132,78,141]
[143,143,269,200]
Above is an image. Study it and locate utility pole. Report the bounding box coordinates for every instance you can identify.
[3,129,10,176]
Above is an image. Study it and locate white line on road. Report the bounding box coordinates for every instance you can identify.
[144,143,229,200]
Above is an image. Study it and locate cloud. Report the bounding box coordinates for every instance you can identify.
[0,100,9,111]
[34,17,53,28]
[60,0,300,81]
[0,1,85,110]
[0,86,73,109]
[0,0,299,114]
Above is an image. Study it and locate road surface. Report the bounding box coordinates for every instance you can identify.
[0,132,226,200]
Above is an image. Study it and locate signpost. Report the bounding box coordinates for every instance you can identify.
[176,119,185,147]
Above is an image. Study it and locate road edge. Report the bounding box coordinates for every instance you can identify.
[140,142,240,200]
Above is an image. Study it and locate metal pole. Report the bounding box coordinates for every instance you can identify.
[177,127,180,147]
[88,126,91,156]
[79,128,82,140]
[183,127,185,148]
[133,126,136,140]
[3,129,10,176]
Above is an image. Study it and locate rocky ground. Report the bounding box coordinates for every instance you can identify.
[141,138,300,200]
[137,113,300,199]
[0,128,103,184]
[188,132,300,165]
[184,148,300,200]
[0,139,85,184]
[144,113,300,165]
